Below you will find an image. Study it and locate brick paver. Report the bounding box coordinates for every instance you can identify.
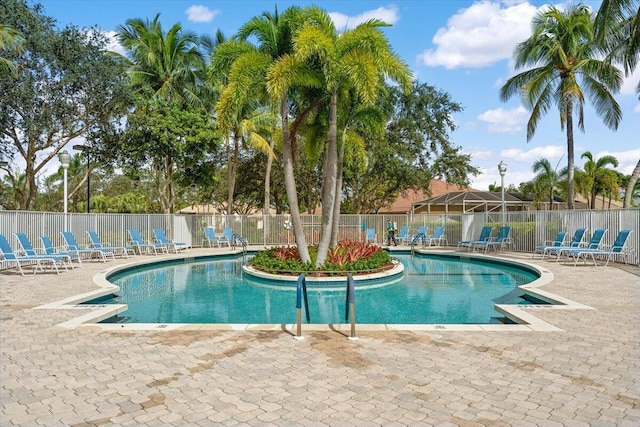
[1,249,638,425]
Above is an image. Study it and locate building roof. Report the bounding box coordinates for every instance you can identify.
[378,180,476,214]
[412,191,530,213]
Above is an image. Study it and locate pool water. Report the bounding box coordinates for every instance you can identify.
[106,253,539,324]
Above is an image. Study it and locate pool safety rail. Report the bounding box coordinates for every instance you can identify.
[294,273,358,341]
[294,274,310,340]
[231,234,248,253]
[345,273,358,341]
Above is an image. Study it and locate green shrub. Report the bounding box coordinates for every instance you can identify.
[249,241,392,275]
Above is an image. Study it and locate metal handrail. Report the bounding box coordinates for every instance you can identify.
[345,273,358,341]
[294,274,309,340]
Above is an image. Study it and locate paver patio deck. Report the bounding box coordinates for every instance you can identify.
[1,248,638,426]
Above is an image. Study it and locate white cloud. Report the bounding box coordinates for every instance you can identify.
[477,105,529,133]
[634,103,640,114]
[185,5,220,23]
[465,149,493,160]
[470,168,534,191]
[105,31,126,56]
[329,5,399,31]
[418,1,540,69]
[594,148,640,175]
[501,145,565,163]
[620,67,640,96]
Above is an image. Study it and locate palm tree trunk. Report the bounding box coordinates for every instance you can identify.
[624,159,640,207]
[262,134,275,245]
[280,96,310,263]
[226,133,239,214]
[315,91,339,267]
[263,134,275,215]
[330,128,347,247]
[566,99,575,209]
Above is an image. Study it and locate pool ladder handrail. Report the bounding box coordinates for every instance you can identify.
[294,273,358,341]
[294,274,310,340]
[411,232,427,252]
[345,273,358,341]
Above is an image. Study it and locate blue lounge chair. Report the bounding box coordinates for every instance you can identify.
[14,232,73,270]
[532,231,568,259]
[567,229,632,266]
[542,228,587,260]
[397,225,411,245]
[127,229,167,255]
[203,227,230,248]
[411,226,429,247]
[428,226,447,247]
[556,228,608,262]
[41,236,82,267]
[474,226,512,252]
[152,228,189,253]
[365,228,377,244]
[61,231,115,262]
[0,233,62,275]
[457,226,493,251]
[223,227,234,242]
[87,230,133,258]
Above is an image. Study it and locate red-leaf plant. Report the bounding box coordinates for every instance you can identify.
[272,246,301,261]
[328,240,382,266]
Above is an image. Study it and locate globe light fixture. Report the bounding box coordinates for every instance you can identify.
[58,150,72,230]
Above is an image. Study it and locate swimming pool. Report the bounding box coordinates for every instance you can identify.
[104,252,540,325]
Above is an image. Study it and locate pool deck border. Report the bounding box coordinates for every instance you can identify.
[35,247,593,332]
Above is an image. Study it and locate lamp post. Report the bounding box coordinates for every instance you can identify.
[73,144,90,213]
[58,150,72,230]
[498,161,507,225]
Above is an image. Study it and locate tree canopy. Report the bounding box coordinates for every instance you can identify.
[0,0,130,210]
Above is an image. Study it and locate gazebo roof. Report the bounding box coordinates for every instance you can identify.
[412,191,530,213]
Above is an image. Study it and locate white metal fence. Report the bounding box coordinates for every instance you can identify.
[1,208,638,268]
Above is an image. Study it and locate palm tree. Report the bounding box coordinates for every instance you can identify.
[624,159,640,207]
[292,7,411,265]
[0,24,25,76]
[235,9,299,219]
[116,15,206,213]
[240,6,319,263]
[500,5,623,209]
[210,35,280,213]
[594,0,640,97]
[116,14,205,105]
[580,151,619,209]
[532,158,563,210]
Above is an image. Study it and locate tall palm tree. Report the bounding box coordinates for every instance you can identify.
[236,8,297,219]
[500,5,623,209]
[594,0,640,97]
[292,7,411,265]
[117,15,206,213]
[116,14,205,105]
[210,18,285,251]
[210,37,279,213]
[238,6,319,263]
[581,151,619,209]
[532,158,562,210]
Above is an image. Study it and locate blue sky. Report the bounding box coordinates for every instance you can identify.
[40,0,640,191]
